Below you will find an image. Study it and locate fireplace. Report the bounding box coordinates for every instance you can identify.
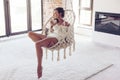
[95,12,120,35]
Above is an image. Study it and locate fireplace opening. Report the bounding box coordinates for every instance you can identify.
[95,12,120,35]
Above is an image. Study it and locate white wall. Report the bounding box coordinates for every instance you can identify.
[94,0,120,13]
[93,0,120,47]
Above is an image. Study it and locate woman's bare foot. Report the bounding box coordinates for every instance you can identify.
[37,66,42,78]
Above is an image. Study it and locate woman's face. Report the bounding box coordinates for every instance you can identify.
[53,10,60,18]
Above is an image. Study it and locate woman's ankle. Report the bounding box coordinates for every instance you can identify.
[37,66,42,78]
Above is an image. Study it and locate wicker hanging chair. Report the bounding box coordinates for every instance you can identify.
[42,0,75,61]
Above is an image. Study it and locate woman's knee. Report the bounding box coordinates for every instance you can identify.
[28,31,33,38]
[35,41,42,47]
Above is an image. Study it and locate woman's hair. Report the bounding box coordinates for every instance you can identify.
[54,7,64,18]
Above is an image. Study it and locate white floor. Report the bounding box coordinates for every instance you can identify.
[0,34,120,80]
[80,36,120,80]
[75,35,120,80]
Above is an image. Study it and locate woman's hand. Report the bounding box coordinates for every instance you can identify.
[50,19,57,27]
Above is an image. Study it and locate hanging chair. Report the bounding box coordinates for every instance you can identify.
[42,1,75,61]
[42,0,75,61]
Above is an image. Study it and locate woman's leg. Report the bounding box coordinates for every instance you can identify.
[35,37,58,78]
[28,31,46,42]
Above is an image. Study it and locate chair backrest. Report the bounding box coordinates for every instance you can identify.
[63,10,75,47]
[64,9,75,27]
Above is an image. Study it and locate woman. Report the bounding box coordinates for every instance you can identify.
[28,7,70,79]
